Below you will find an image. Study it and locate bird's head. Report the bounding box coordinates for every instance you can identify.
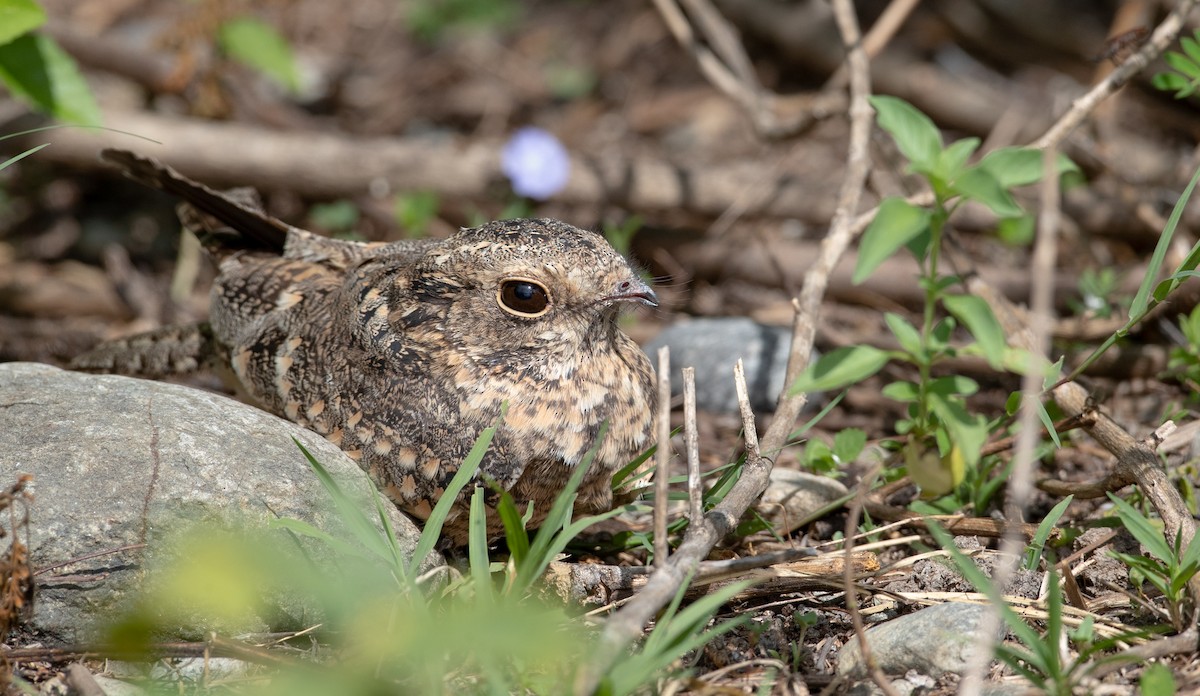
[400,219,656,373]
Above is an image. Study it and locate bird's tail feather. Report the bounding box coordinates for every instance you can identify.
[71,322,225,378]
[101,148,290,256]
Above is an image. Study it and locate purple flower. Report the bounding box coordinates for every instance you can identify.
[501,127,570,200]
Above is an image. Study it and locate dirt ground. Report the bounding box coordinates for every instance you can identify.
[3,0,1200,693]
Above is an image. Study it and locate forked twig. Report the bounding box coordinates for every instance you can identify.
[572,0,875,690]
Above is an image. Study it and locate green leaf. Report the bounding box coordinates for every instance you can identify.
[868,95,942,171]
[1140,662,1177,696]
[854,197,932,284]
[1069,615,1094,646]
[927,393,988,467]
[467,486,493,604]
[269,516,375,562]
[1043,562,1064,678]
[291,440,401,570]
[394,190,439,238]
[954,166,1023,217]
[1025,495,1072,569]
[976,147,1077,188]
[511,422,610,594]
[495,489,530,566]
[884,312,923,357]
[1036,400,1062,448]
[943,294,1007,369]
[309,199,359,233]
[882,380,919,402]
[1184,36,1200,66]
[1131,163,1200,319]
[0,0,46,46]
[1179,529,1200,568]
[789,346,891,394]
[935,137,980,182]
[997,214,1035,246]
[1153,71,1190,91]
[832,428,866,464]
[927,375,979,397]
[1152,201,1200,306]
[979,147,1043,188]
[0,33,101,125]
[604,577,753,695]
[930,316,956,346]
[1166,51,1200,80]
[218,17,300,93]
[927,521,1044,650]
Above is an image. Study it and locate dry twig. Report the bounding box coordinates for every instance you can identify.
[1033,0,1200,150]
[682,367,703,525]
[961,144,1064,694]
[654,348,672,567]
[573,0,875,689]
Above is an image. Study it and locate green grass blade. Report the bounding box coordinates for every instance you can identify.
[1025,495,1072,570]
[1044,561,1064,682]
[1106,493,1174,563]
[495,488,530,566]
[927,521,1043,649]
[0,142,49,170]
[407,425,495,576]
[468,485,494,605]
[1130,163,1200,319]
[604,578,753,695]
[513,422,609,593]
[611,443,655,490]
[293,439,397,564]
[270,517,373,561]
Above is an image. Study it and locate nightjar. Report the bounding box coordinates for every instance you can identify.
[74,149,658,545]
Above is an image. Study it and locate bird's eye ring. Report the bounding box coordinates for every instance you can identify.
[497,278,551,317]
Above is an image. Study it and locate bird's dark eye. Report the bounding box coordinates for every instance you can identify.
[497,279,551,317]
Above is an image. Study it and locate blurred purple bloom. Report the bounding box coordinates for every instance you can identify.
[501,127,570,200]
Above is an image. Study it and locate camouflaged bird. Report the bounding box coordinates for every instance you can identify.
[74,149,658,545]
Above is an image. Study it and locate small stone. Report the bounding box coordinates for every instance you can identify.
[756,468,848,535]
[645,317,816,413]
[837,602,998,679]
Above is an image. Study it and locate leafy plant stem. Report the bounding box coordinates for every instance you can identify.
[915,206,948,436]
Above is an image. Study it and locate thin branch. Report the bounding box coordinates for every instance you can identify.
[761,0,876,459]
[654,347,672,568]
[960,144,1062,694]
[1033,0,1200,150]
[823,0,922,89]
[683,367,703,525]
[573,2,875,689]
[733,359,760,459]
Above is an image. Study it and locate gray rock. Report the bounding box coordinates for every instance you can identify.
[837,602,996,679]
[0,362,429,644]
[644,317,802,413]
[90,675,147,696]
[756,468,848,535]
